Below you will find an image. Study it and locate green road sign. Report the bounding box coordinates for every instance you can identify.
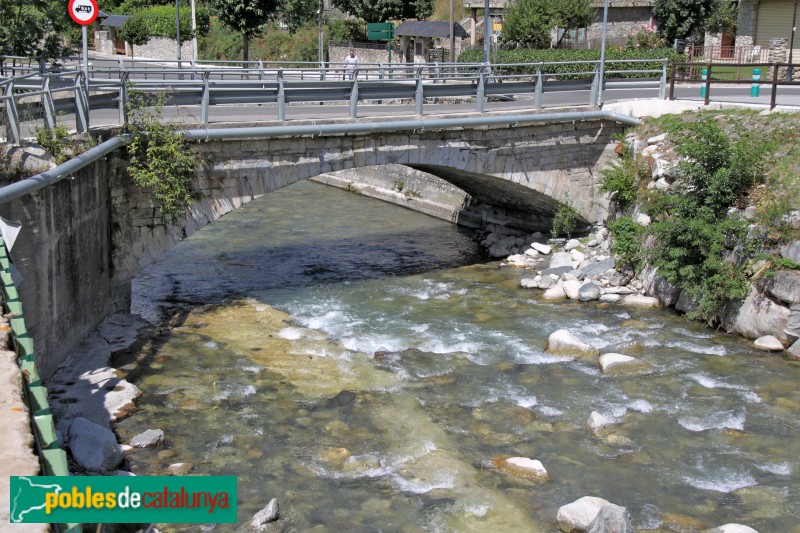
[367,22,393,41]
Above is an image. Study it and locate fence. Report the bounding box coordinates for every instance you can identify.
[0,58,668,144]
[669,61,800,109]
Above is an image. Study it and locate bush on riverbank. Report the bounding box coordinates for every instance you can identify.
[604,109,800,325]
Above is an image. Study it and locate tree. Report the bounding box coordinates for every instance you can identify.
[212,0,281,62]
[500,0,594,49]
[331,0,432,22]
[0,0,78,59]
[280,0,316,33]
[652,0,725,44]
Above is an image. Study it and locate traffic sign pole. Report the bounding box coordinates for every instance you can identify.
[68,0,98,129]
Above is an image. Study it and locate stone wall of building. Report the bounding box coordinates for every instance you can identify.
[329,44,404,68]
[586,7,654,43]
[736,0,760,48]
[95,30,116,56]
[130,37,195,62]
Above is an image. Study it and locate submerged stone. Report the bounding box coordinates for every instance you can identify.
[545,330,599,357]
[492,456,549,482]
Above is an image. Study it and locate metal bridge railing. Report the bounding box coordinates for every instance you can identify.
[0,58,668,144]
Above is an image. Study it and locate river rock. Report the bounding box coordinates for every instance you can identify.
[525,248,540,258]
[521,278,538,289]
[564,280,582,300]
[533,242,552,255]
[557,496,612,532]
[602,286,634,295]
[580,258,616,279]
[537,276,556,290]
[252,498,280,528]
[788,340,800,360]
[506,254,530,267]
[570,250,586,264]
[586,504,633,533]
[565,239,582,251]
[641,266,682,307]
[702,525,759,533]
[493,456,549,481]
[544,266,575,277]
[587,412,616,437]
[543,282,567,300]
[675,290,700,314]
[167,462,193,475]
[598,353,647,374]
[622,295,661,308]
[67,417,123,473]
[550,252,574,269]
[767,270,800,305]
[545,330,599,357]
[488,244,512,258]
[780,240,800,263]
[752,335,784,351]
[725,287,790,343]
[130,429,165,448]
[599,294,621,303]
[578,283,602,302]
[342,453,381,472]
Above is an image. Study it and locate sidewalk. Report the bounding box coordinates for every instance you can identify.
[0,322,48,531]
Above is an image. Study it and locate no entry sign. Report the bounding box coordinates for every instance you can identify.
[68,0,98,25]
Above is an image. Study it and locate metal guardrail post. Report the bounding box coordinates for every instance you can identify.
[476,66,485,113]
[41,77,56,130]
[435,62,441,84]
[770,64,779,110]
[38,56,45,75]
[590,63,600,107]
[119,71,129,126]
[4,81,20,145]
[277,69,286,122]
[349,79,359,118]
[258,60,264,82]
[659,59,668,99]
[74,73,89,133]
[415,68,424,116]
[534,65,543,110]
[669,62,676,100]
[201,71,210,124]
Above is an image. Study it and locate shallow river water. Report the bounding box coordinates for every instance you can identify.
[117,180,800,532]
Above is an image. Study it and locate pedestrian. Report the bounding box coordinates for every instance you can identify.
[345,49,359,80]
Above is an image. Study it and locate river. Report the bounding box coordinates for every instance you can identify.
[115,180,800,532]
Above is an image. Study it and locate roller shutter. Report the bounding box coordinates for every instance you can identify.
[756,0,799,62]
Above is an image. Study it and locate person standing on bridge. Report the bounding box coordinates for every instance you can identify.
[345,49,359,80]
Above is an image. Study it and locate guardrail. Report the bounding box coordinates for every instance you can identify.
[669,61,800,110]
[0,59,667,144]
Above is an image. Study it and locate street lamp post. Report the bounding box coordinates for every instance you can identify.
[789,0,798,80]
[483,0,490,65]
[597,0,609,105]
[175,0,181,68]
[318,0,324,70]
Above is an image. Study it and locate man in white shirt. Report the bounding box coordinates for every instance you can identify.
[344,49,359,80]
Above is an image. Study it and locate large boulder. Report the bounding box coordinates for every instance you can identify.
[586,411,616,437]
[564,239,582,251]
[786,304,800,342]
[557,496,612,532]
[725,288,790,343]
[130,429,165,448]
[640,266,682,307]
[252,498,279,530]
[578,283,602,302]
[752,336,784,351]
[767,270,800,305]
[622,295,660,308]
[67,417,123,473]
[543,282,567,300]
[675,290,700,314]
[564,280,583,300]
[787,340,800,361]
[581,257,617,278]
[780,240,800,263]
[550,252,574,269]
[586,504,633,533]
[545,330,599,357]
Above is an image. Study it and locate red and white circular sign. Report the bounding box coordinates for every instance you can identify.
[68,0,98,25]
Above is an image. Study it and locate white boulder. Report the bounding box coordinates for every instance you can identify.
[545,330,599,357]
[557,496,612,533]
[587,412,616,437]
[543,282,567,300]
[533,242,552,255]
[622,295,661,308]
[752,335,784,351]
[564,280,582,300]
[598,353,648,374]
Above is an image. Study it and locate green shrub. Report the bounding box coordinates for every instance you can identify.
[608,216,644,268]
[601,148,649,211]
[120,5,210,43]
[551,197,580,239]
[457,47,683,79]
[34,122,71,164]
[125,89,198,225]
[329,18,366,43]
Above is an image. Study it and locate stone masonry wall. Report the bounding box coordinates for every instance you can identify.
[130,37,195,62]
[329,44,404,68]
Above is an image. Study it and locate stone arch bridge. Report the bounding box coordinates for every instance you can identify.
[0,111,635,377]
